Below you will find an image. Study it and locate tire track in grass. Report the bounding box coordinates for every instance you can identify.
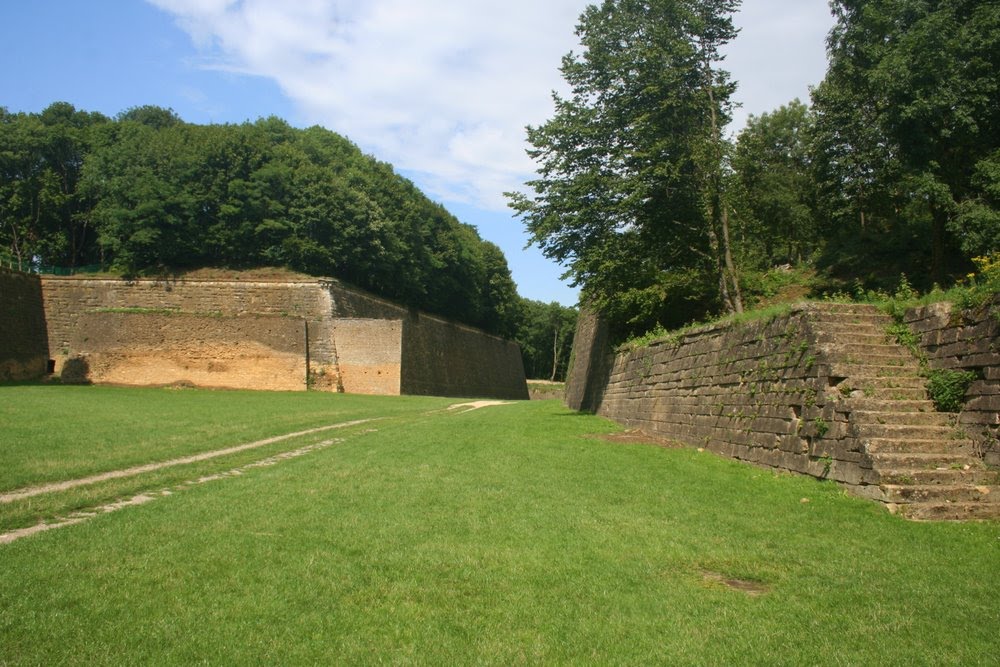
[0,400,515,545]
[0,419,378,504]
[0,429,381,545]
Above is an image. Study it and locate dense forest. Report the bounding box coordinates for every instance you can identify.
[512,0,1000,342]
[0,102,578,379]
[0,104,526,336]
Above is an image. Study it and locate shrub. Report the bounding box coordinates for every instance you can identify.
[925,369,977,413]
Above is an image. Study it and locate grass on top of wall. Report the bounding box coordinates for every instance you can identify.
[0,388,997,664]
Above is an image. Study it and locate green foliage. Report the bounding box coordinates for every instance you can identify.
[620,324,672,352]
[811,0,1000,286]
[885,322,922,358]
[731,99,819,268]
[509,0,742,341]
[515,299,577,381]
[925,368,977,413]
[2,387,999,664]
[0,103,520,336]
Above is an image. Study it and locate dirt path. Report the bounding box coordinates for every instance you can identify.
[0,419,377,504]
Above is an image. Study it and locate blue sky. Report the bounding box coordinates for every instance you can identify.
[1,1,834,306]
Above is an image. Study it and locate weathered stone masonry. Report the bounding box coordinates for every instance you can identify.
[568,304,861,482]
[0,268,49,381]
[905,296,1000,466]
[566,301,999,518]
[30,275,528,399]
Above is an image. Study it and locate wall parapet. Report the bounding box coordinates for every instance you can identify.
[38,275,527,399]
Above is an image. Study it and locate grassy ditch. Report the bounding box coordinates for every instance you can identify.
[0,387,997,664]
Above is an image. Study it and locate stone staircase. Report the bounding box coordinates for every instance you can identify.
[810,303,999,521]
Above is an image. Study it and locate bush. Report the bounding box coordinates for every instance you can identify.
[925,368,977,413]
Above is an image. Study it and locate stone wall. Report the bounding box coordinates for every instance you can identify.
[564,306,611,412]
[904,296,1000,464]
[0,269,49,381]
[42,277,336,391]
[402,313,529,400]
[572,307,869,481]
[63,311,310,391]
[40,275,527,399]
[332,319,402,395]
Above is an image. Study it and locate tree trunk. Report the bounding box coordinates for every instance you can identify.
[550,328,561,382]
[705,66,743,314]
[720,205,743,313]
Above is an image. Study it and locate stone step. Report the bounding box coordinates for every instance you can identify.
[869,451,978,468]
[809,302,892,317]
[864,387,930,401]
[812,317,888,328]
[836,398,936,413]
[831,376,927,390]
[852,410,955,426]
[827,363,923,379]
[861,437,974,455]
[878,467,999,486]
[810,314,894,327]
[819,343,915,360]
[900,501,1000,521]
[814,331,894,345]
[854,423,959,440]
[881,483,998,504]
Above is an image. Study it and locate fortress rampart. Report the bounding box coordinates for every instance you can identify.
[0,271,527,400]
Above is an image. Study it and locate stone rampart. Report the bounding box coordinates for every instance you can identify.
[402,313,529,399]
[42,277,336,390]
[39,275,527,399]
[0,268,49,381]
[574,307,868,482]
[564,307,611,412]
[904,295,1000,464]
[64,311,311,391]
[332,319,403,395]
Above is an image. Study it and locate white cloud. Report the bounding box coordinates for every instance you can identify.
[723,0,835,133]
[148,0,589,209]
[148,0,834,209]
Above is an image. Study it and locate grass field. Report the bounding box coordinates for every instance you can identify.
[1,385,997,664]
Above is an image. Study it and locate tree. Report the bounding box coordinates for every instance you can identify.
[0,103,109,270]
[515,299,578,381]
[509,0,742,340]
[811,0,1000,285]
[732,99,818,267]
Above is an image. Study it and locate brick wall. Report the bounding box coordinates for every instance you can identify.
[0,269,49,381]
[904,296,1000,464]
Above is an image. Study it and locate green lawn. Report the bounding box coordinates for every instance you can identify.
[1,386,997,664]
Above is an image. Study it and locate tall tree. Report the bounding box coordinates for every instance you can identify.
[509,0,742,339]
[732,99,818,267]
[812,0,1000,284]
[515,299,578,381]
